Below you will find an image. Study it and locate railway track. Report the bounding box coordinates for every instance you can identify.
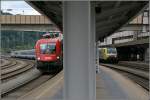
[118,61,149,72]
[0,58,36,96]
[18,71,63,100]
[100,62,149,90]
[1,57,61,99]
[0,57,41,97]
[1,58,35,82]
[1,68,42,97]
[0,58,13,68]
[2,72,54,99]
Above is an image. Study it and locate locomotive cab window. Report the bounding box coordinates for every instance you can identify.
[107,48,117,54]
[40,43,56,54]
[54,32,59,37]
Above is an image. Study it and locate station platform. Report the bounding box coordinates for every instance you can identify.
[19,66,149,100]
[96,66,148,100]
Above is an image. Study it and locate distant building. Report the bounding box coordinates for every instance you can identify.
[99,9,149,46]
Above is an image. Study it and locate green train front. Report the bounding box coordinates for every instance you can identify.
[99,47,118,63]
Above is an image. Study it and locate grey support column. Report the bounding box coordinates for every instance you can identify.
[89,3,96,100]
[63,1,96,100]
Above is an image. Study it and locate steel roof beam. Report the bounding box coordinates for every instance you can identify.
[96,16,127,29]
[96,4,139,22]
[96,23,119,33]
[119,24,149,31]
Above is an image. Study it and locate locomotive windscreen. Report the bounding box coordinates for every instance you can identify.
[40,43,56,54]
[107,48,117,54]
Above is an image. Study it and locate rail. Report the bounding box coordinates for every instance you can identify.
[100,62,149,90]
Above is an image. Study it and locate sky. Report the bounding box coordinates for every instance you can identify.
[1,1,41,15]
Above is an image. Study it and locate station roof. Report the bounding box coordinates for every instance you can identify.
[27,1,148,41]
[99,38,149,48]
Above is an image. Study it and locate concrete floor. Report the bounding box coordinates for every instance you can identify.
[49,65,148,100]
[96,66,148,100]
[18,66,149,100]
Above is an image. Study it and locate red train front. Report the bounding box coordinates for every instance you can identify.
[35,32,63,73]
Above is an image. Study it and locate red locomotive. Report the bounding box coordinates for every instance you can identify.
[35,32,63,72]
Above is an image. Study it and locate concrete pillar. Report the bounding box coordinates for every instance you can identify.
[63,1,96,100]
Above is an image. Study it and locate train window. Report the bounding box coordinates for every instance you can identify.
[49,32,59,38]
[103,49,105,53]
[54,32,59,37]
[107,48,117,54]
[40,43,56,54]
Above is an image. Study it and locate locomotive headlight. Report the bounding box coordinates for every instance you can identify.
[57,56,59,59]
[37,57,40,60]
